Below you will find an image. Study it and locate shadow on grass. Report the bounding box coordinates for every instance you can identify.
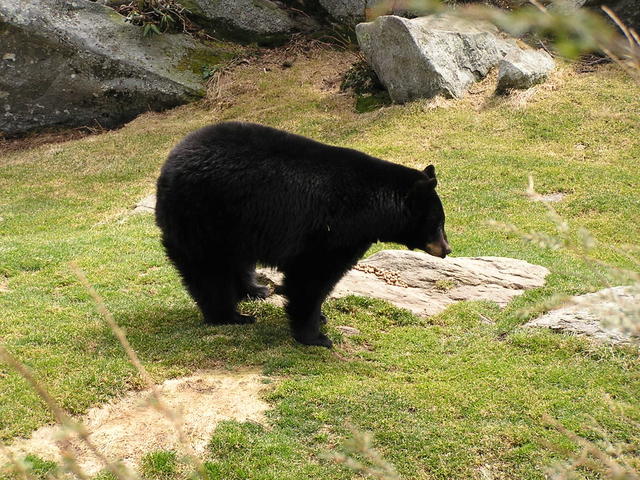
[100,300,336,374]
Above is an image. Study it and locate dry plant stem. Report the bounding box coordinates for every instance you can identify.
[331,426,401,480]
[602,6,639,56]
[528,0,547,13]
[0,346,128,480]
[601,6,640,81]
[57,442,93,480]
[69,263,207,479]
[543,415,640,479]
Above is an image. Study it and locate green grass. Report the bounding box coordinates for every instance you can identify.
[1,48,639,479]
[140,451,179,480]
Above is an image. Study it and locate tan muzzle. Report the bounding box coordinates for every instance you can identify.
[425,238,451,258]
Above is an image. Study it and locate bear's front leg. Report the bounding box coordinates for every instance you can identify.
[286,299,332,348]
[282,246,368,348]
[282,264,334,347]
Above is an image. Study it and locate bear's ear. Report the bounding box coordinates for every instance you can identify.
[423,164,436,179]
[408,178,438,208]
[414,177,437,192]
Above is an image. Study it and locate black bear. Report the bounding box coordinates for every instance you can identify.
[156,122,450,347]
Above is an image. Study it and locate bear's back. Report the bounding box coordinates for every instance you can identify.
[156,122,422,264]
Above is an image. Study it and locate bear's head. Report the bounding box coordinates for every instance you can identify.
[405,165,451,258]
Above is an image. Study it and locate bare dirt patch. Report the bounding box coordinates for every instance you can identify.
[2,369,270,475]
[0,127,103,156]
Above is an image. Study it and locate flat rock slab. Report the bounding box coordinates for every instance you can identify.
[258,250,549,317]
[525,286,639,345]
[1,370,269,475]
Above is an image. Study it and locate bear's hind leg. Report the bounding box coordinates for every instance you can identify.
[236,264,270,300]
[167,249,254,325]
[203,270,256,325]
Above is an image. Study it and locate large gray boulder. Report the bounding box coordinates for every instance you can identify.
[0,0,212,137]
[180,0,296,44]
[258,250,549,317]
[318,0,410,25]
[356,15,512,102]
[356,14,556,102]
[319,0,370,23]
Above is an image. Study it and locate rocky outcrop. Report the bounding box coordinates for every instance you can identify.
[0,0,213,137]
[258,250,550,317]
[525,286,639,345]
[180,0,296,45]
[356,14,555,102]
[497,48,555,92]
[319,0,370,23]
[314,0,410,25]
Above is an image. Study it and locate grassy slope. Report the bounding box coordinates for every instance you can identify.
[1,48,639,479]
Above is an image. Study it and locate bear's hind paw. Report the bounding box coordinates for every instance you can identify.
[244,284,270,300]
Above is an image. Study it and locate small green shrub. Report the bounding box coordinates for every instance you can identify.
[340,59,383,95]
[23,455,57,479]
[116,0,190,37]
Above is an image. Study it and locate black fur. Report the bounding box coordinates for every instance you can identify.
[156,122,449,347]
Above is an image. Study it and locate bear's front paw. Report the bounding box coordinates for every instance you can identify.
[319,313,328,325]
[294,332,333,348]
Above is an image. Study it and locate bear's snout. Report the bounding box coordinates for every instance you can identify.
[425,239,451,258]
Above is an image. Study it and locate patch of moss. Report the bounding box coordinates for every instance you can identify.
[435,279,458,291]
[355,92,390,113]
[177,43,240,78]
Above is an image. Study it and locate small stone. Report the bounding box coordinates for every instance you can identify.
[132,194,156,214]
[538,192,566,203]
[336,325,361,335]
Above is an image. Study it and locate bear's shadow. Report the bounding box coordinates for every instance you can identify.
[94,300,326,370]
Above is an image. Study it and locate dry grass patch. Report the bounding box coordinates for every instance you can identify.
[1,370,269,476]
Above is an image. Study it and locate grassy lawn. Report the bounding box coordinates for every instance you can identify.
[1,47,639,479]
